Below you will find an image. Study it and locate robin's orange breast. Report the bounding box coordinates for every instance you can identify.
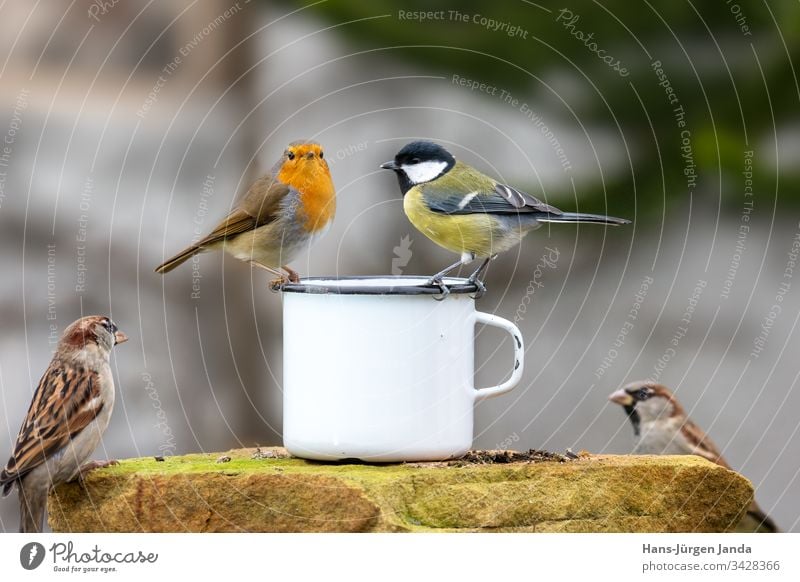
[279,163,336,233]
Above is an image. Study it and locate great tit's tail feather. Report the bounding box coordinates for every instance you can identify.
[537,212,630,225]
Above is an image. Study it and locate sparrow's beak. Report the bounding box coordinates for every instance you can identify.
[114,330,129,345]
[608,389,633,406]
[380,160,399,170]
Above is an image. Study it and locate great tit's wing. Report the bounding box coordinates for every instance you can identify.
[421,166,562,216]
[195,175,290,246]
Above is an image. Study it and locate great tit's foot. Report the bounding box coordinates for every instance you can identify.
[282,266,300,283]
[74,459,119,486]
[468,278,487,300]
[427,277,450,301]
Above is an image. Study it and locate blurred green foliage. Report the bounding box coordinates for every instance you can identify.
[281,1,800,214]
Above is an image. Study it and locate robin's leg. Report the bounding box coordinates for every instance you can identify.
[282,265,300,283]
[249,261,290,289]
[249,261,284,277]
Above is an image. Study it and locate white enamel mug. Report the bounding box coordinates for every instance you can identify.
[280,276,524,462]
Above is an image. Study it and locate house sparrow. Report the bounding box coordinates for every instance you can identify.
[155,141,336,284]
[0,316,128,532]
[609,381,779,533]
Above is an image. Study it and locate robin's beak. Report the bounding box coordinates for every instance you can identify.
[380,161,399,170]
[114,330,129,345]
[608,389,634,406]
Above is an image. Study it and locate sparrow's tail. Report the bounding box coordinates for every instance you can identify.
[154,245,204,274]
[18,482,46,533]
[536,212,630,226]
[745,501,780,533]
[1,467,16,497]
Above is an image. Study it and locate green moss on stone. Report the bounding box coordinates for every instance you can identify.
[48,448,754,533]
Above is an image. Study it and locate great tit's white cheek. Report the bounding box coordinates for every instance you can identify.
[401,160,448,184]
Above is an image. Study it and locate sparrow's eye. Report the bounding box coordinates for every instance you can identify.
[636,388,651,400]
[287,151,295,160]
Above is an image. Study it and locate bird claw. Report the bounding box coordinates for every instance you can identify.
[466,256,492,299]
[427,277,450,301]
[269,276,289,292]
[281,266,300,283]
[468,278,487,300]
[74,459,119,487]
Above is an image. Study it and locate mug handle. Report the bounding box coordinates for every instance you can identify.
[473,311,525,402]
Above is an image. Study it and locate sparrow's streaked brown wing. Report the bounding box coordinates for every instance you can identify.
[681,418,731,469]
[0,360,103,494]
[197,176,290,247]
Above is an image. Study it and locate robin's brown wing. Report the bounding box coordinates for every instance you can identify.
[1,360,103,494]
[194,175,291,247]
[681,418,731,469]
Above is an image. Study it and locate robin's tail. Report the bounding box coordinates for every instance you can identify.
[154,245,204,274]
[537,212,630,226]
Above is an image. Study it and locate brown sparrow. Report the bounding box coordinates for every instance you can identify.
[155,141,336,284]
[609,381,779,532]
[0,316,128,532]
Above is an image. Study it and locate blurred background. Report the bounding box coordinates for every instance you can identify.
[1,0,799,531]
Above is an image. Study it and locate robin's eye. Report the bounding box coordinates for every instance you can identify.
[319,151,323,158]
[287,151,295,160]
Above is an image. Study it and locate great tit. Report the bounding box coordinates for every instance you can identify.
[380,141,630,297]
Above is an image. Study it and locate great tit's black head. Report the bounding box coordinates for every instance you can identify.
[380,141,456,194]
[609,381,681,436]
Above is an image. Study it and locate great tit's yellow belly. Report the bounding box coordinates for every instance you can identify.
[404,188,529,258]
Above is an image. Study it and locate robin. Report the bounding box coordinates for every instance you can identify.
[155,140,336,285]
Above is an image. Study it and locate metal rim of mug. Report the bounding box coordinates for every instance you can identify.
[277,276,480,296]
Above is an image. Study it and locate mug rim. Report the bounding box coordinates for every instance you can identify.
[277,275,479,296]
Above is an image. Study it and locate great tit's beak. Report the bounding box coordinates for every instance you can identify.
[608,389,634,406]
[380,161,399,170]
[114,330,129,345]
